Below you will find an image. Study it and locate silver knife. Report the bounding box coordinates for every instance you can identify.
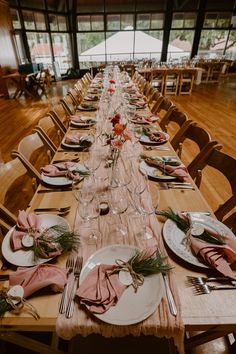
[168,185,195,190]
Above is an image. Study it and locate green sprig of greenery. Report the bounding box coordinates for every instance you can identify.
[113,249,172,277]
[0,298,11,318]
[158,207,225,245]
[32,225,79,260]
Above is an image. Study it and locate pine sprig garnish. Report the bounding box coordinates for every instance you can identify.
[32,224,79,260]
[0,298,11,318]
[158,207,225,245]
[127,250,172,276]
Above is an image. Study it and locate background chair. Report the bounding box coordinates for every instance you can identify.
[11,132,52,181]
[178,69,195,95]
[171,122,220,177]
[150,68,166,95]
[151,97,176,121]
[189,147,236,231]
[159,108,192,137]
[0,157,36,217]
[164,69,180,96]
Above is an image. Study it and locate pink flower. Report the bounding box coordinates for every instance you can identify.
[111,139,123,150]
[123,130,132,141]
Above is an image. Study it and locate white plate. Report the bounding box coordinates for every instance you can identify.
[140,132,169,145]
[140,160,176,181]
[77,104,97,111]
[79,244,164,325]
[70,116,95,128]
[41,163,88,186]
[163,215,235,268]
[1,214,70,267]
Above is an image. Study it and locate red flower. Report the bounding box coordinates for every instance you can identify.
[107,88,115,93]
[123,130,132,141]
[109,79,116,84]
[111,139,123,150]
[111,114,121,125]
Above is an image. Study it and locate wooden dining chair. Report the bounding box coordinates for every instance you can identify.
[0,157,37,217]
[164,69,180,96]
[150,68,166,95]
[151,96,176,121]
[159,107,193,137]
[60,97,76,116]
[178,69,195,95]
[68,88,82,107]
[33,115,63,152]
[189,147,236,230]
[47,110,67,134]
[171,122,220,176]
[11,132,52,180]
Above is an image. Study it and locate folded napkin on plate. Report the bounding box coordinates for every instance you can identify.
[76,264,127,314]
[147,130,167,143]
[64,133,82,145]
[41,162,84,181]
[178,213,236,279]
[145,158,188,181]
[70,115,90,123]
[9,264,66,298]
[190,236,236,279]
[135,114,159,123]
[11,210,41,251]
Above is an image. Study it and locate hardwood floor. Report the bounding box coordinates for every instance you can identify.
[0,74,236,354]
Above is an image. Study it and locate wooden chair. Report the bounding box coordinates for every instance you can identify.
[150,69,166,95]
[11,132,52,180]
[189,147,236,231]
[178,69,195,95]
[60,97,76,116]
[0,157,36,217]
[33,115,64,152]
[68,88,82,107]
[47,110,67,134]
[148,89,164,111]
[151,96,176,121]
[164,69,180,96]
[159,108,192,137]
[171,122,220,175]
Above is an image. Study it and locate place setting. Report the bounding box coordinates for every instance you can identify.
[77,102,98,112]
[69,114,96,128]
[60,133,94,150]
[139,154,190,183]
[40,160,91,188]
[158,208,236,277]
[139,126,170,145]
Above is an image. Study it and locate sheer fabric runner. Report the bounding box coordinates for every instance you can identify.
[56,72,184,353]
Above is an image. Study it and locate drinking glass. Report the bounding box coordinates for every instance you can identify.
[108,186,129,240]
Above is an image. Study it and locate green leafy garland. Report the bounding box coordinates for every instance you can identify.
[158,207,225,245]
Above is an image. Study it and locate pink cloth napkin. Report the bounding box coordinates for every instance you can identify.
[145,158,189,181]
[11,210,41,251]
[148,130,167,142]
[9,264,66,298]
[76,264,127,314]
[64,133,82,145]
[70,115,86,123]
[190,233,236,279]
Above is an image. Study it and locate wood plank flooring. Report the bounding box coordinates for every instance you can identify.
[0,74,236,354]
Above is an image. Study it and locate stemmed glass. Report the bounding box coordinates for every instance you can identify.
[108,186,129,241]
[132,173,160,240]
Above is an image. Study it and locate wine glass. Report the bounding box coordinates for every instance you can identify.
[77,195,101,245]
[108,186,129,241]
[72,175,96,205]
[133,176,160,240]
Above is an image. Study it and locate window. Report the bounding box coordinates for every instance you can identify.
[10,8,21,29]
[107,14,134,31]
[204,12,232,28]
[26,32,52,68]
[77,15,104,31]
[134,30,163,61]
[49,15,67,31]
[168,29,194,60]
[225,30,236,59]
[51,33,72,73]
[172,13,196,28]
[77,32,105,68]
[23,11,46,30]
[198,29,229,58]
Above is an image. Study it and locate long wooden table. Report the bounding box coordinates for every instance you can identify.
[1,77,236,354]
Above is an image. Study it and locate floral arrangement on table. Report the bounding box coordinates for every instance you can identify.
[105,113,132,167]
[107,79,116,96]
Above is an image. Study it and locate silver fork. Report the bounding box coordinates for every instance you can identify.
[66,256,83,318]
[186,275,235,286]
[59,255,75,314]
[193,283,236,295]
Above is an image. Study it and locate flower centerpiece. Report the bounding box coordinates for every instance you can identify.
[105,113,131,168]
[107,79,116,97]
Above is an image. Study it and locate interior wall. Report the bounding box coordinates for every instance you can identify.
[0,0,18,71]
